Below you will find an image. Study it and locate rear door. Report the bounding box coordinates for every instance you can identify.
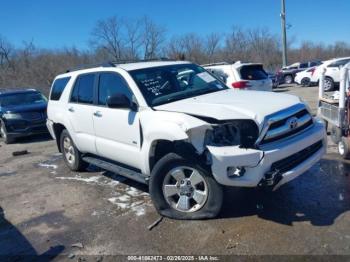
[66,73,97,154]
[239,65,272,91]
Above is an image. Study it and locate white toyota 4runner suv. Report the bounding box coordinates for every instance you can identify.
[47,60,327,219]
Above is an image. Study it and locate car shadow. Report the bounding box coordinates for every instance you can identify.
[0,206,64,260]
[219,157,350,226]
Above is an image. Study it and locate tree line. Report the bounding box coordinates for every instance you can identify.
[1,15,349,95]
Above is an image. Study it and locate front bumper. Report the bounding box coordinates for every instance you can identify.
[4,119,48,138]
[207,120,327,190]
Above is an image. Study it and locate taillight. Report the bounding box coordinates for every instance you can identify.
[310,68,316,76]
[232,81,250,89]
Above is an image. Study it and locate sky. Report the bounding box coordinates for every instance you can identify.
[1,0,349,49]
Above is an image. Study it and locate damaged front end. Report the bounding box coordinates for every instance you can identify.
[185,119,266,187]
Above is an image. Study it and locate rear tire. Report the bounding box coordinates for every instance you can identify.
[0,121,15,144]
[149,153,223,220]
[60,129,87,171]
[338,137,350,159]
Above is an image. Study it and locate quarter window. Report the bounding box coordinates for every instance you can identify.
[50,77,70,100]
[70,74,95,104]
[98,73,133,106]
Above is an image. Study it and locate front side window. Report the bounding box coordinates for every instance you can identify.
[98,73,133,106]
[130,64,227,106]
[70,74,95,104]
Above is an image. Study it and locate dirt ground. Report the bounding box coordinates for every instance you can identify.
[1,85,350,260]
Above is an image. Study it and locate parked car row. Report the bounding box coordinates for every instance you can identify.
[275,56,350,91]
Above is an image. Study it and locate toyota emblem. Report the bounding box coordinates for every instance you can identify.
[287,117,298,130]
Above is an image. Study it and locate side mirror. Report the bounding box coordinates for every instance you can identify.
[106,94,136,110]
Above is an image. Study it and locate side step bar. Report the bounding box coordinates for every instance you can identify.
[82,156,147,184]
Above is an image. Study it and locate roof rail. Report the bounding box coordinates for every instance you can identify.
[112,57,176,65]
[66,62,116,73]
[65,58,176,73]
[201,62,231,67]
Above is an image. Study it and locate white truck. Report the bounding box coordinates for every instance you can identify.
[47,60,327,219]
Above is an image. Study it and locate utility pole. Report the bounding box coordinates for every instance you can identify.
[281,0,288,67]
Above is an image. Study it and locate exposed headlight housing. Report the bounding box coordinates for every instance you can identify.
[205,120,259,148]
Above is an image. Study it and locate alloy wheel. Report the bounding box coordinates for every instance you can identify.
[162,166,208,213]
[63,136,75,165]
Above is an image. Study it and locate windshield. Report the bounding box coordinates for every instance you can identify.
[0,92,47,107]
[130,64,228,106]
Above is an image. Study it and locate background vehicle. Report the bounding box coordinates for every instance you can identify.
[202,61,272,91]
[276,61,322,85]
[0,89,48,144]
[294,67,317,87]
[311,57,350,91]
[47,60,326,220]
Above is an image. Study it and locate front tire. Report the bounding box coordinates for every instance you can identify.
[149,153,223,220]
[60,129,87,171]
[338,137,350,159]
[301,77,311,87]
[0,121,15,144]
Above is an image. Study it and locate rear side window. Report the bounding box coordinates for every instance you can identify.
[98,73,133,106]
[50,77,70,100]
[70,74,95,104]
[240,65,268,80]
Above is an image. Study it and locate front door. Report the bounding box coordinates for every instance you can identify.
[92,72,141,169]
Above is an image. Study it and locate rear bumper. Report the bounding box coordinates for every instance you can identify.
[207,120,326,189]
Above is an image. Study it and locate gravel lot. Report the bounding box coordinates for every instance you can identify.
[1,85,350,259]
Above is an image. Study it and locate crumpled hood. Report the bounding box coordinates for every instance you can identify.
[154,89,302,127]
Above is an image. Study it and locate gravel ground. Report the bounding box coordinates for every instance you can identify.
[0,84,350,260]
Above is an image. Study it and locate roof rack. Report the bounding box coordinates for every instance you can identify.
[201,62,231,67]
[65,58,177,73]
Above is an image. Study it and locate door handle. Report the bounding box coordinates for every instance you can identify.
[68,107,75,112]
[93,111,102,117]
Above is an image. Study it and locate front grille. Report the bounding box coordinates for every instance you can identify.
[261,107,313,144]
[270,140,323,174]
[21,112,43,121]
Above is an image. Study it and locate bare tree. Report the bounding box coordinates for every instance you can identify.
[142,16,166,59]
[0,35,13,68]
[91,16,125,60]
[205,32,222,63]
[125,18,143,59]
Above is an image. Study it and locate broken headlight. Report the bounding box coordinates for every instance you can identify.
[205,120,259,148]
